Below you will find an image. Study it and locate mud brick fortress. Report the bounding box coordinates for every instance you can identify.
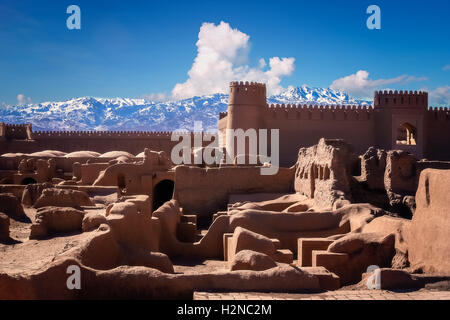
[219,82,450,165]
[0,81,449,299]
[1,82,449,167]
[0,123,179,156]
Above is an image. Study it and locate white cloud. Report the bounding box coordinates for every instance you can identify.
[443,65,450,71]
[142,92,167,102]
[404,75,428,82]
[171,21,295,99]
[258,58,266,68]
[17,94,31,105]
[428,86,450,106]
[330,70,427,99]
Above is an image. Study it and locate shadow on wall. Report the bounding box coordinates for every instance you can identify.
[21,177,37,185]
[153,179,174,211]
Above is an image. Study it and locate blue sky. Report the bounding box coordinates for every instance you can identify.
[0,0,449,105]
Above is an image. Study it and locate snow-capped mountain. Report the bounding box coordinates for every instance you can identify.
[268,85,370,106]
[0,86,371,131]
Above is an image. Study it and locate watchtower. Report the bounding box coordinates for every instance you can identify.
[1,123,33,140]
[374,90,428,158]
[226,81,267,131]
[224,82,267,162]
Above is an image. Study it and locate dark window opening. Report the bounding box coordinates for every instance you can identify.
[22,177,37,185]
[351,160,361,176]
[153,179,175,211]
[117,174,126,189]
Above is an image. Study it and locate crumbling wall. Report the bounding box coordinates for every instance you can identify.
[93,149,173,199]
[407,169,450,274]
[173,165,294,218]
[294,138,354,209]
[384,150,418,200]
[360,147,387,190]
[354,148,438,217]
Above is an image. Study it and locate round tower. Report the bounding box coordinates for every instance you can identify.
[225,81,267,163]
[226,81,267,131]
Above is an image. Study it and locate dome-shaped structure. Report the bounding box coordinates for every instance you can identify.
[99,151,134,159]
[29,150,66,157]
[64,151,101,158]
[1,153,25,157]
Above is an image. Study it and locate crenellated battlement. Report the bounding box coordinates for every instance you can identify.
[30,130,209,140]
[229,81,266,88]
[375,89,428,95]
[0,123,32,140]
[229,81,266,106]
[32,130,172,138]
[267,103,374,110]
[219,112,228,119]
[427,106,450,121]
[266,104,374,121]
[2,123,31,128]
[374,90,428,109]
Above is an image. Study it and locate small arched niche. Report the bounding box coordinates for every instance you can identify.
[396,122,417,146]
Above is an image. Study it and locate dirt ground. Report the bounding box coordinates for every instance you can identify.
[0,207,227,275]
[0,207,90,274]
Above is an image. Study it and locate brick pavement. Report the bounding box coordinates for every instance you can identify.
[193,289,450,300]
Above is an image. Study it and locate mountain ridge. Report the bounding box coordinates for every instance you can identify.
[0,86,372,132]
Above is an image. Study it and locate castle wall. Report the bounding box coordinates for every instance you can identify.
[1,86,449,167]
[30,131,176,155]
[0,130,214,158]
[424,108,450,160]
[264,105,376,166]
[222,85,449,164]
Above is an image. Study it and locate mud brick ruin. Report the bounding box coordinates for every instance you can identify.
[0,81,449,299]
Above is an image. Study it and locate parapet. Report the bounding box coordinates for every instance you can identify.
[426,106,450,121]
[31,130,174,140]
[374,90,428,109]
[229,81,267,106]
[229,81,266,88]
[30,130,210,140]
[219,112,228,119]
[1,123,32,140]
[267,104,374,121]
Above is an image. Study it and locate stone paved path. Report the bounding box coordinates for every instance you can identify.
[194,289,450,300]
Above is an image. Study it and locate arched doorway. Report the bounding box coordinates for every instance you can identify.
[396,123,417,145]
[117,174,126,189]
[21,177,37,185]
[152,179,174,211]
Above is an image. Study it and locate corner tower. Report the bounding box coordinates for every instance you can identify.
[374,90,428,158]
[224,81,267,161]
[226,81,267,131]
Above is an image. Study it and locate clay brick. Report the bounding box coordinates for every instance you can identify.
[297,238,334,267]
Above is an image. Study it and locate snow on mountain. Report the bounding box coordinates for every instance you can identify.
[0,86,371,132]
[268,85,370,106]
